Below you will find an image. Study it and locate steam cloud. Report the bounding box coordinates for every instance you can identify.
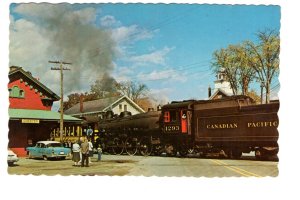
[10,3,116,95]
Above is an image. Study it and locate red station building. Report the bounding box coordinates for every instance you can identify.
[8,66,82,157]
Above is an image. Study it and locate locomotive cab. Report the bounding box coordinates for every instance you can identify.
[162,101,194,135]
[160,100,195,156]
[162,109,192,135]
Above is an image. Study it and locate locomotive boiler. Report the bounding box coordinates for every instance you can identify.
[97,110,161,156]
[98,95,279,160]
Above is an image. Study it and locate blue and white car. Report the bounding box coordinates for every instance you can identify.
[8,149,19,166]
[26,141,71,160]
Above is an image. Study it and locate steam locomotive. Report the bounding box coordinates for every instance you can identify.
[96,95,279,160]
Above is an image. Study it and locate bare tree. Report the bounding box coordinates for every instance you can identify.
[63,93,81,111]
[211,48,238,95]
[233,43,256,95]
[115,81,149,102]
[211,44,256,95]
[245,30,280,103]
[90,73,119,98]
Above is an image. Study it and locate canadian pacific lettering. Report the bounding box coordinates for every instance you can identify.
[206,123,238,129]
[205,121,278,129]
[247,121,278,128]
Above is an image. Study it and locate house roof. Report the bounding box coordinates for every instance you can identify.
[9,66,60,101]
[209,88,231,100]
[64,95,145,116]
[9,108,82,122]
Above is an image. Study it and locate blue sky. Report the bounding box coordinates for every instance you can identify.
[9,3,280,109]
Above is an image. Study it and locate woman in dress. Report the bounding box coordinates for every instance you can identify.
[72,140,81,166]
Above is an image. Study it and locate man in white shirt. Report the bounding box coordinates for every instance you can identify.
[88,139,93,164]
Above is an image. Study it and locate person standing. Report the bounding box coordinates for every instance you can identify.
[78,136,84,164]
[87,126,93,138]
[80,137,89,167]
[72,140,80,166]
[88,138,93,164]
[97,144,102,162]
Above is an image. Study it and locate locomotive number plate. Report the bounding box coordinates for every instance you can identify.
[165,125,180,132]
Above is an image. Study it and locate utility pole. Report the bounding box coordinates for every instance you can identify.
[260,81,265,104]
[49,61,71,142]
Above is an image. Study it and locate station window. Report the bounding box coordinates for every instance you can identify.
[124,104,127,111]
[9,86,25,98]
[119,104,122,111]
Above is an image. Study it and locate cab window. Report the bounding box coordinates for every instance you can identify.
[164,110,178,122]
[164,111,170,122]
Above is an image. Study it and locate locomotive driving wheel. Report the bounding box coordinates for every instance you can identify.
[232,150,242,159]
[178,144,189,157]
[164,143,177,157]
[125,137,138,156]
[139,137,152,156]
[112,137,124,155]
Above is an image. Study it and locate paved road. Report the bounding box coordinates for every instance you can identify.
[128,156,278,177]
[8,154,278,177]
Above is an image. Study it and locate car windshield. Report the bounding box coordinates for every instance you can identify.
[48,143,63,147]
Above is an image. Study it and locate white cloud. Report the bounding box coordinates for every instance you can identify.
[14,4,96,24]
[99,15,162,69]
[129,47,174,66]
[112,65,135,82]
[137,68,187,82]
[111,25,155,45]
[149,88,173,105]
[100,15,121,27]
[99,15,157,55]
[9,18,54,86]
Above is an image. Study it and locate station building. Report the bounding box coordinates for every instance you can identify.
[8,66,82,157]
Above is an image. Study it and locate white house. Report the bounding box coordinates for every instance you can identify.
[64,95,145,123]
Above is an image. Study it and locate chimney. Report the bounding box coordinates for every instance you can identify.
[208,85,212,98]
[80,94,84,113]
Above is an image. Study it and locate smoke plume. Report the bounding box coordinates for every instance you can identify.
[10,3,116,95]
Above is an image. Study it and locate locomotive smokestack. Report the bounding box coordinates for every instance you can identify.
[208,85,212,98]
[157,105,162,111]
[148,108,154,112]
[80,94,84,113]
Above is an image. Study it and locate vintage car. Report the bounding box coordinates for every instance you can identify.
[26,141,71,160]
[8,149,19,166]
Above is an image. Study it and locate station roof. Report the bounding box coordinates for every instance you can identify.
[9,108,82,123]
[9,66,60,101]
